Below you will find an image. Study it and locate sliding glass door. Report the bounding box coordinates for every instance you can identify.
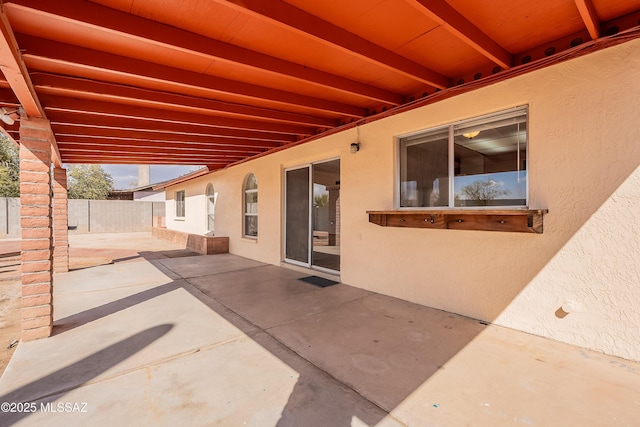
[284,166,311,265]
[284,159,340,272]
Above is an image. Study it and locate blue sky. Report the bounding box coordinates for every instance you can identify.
[100,164,202,189]
[454,171,527,200]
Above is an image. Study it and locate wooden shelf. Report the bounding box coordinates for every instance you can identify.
[367,209,548,233]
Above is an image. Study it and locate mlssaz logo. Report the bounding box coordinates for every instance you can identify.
[40,402,88,413]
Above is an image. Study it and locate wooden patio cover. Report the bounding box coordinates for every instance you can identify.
[0,0,639,171]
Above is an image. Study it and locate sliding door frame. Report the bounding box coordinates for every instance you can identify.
[284,164,312,268]
[283,157,341,273]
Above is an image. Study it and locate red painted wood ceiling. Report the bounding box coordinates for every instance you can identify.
[0,0,638,169]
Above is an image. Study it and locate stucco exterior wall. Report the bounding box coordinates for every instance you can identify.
[165,39,640,361]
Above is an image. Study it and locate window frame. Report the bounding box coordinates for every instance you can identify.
[205,183,217,233]
[175,190,186,218]
[396,106,529,210]
[243,173,258,239]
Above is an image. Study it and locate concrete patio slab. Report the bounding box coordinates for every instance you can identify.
[267,293,640,426]
[1,283,257,406]
[188,265,373,329]
[157,253,266,279]
[54,261,177,296]
[1,330,403,427]
[263,293,486,413]
[1,233,639,426]
[389,324,640,427]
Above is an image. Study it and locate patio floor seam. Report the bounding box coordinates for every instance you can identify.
[175,264,273,281]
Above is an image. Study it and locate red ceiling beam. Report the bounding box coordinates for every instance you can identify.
[574,0,600,39]
[59,151,258,167]
[19,35,366,119]
[56,136,266,155]
[41,96,312,136]
[0,7,43,116]
[52,126,281,149]
[32,73,336,128]
[0,7,62,167]
[4,0,402,105]
[217,0,450,89]
[58,147,250,162]
[61,154,227,166]
[47,113,297,143]
[60,154,245,166]
[408,0,512,69]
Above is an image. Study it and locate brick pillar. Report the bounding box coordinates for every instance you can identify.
[19,118,54,341]
[53,167,69,273]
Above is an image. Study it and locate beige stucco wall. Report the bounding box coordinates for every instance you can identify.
[166,38,640,361]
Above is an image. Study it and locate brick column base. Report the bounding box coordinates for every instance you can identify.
[19,118,54,341]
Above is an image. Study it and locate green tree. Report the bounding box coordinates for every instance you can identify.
[0,133,19,197]
[459,178,510,205]
[67,164,114,199]
[314,193,329,207]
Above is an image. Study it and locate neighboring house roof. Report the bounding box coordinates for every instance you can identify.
[108,173,194,196]
[152,168,211,190]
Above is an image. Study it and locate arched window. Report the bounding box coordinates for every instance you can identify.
[175,190,185,217]
[205,184,217,233]
[243,173,258,238]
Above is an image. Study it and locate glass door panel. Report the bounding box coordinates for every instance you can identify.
[285,167,311,265]
[311,160,340,272]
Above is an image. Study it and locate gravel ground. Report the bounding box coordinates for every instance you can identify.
[0,259,20,379]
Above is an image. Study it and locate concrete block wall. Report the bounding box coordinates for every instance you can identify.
[86,199,153,233]
[0,197,21,238]
[0,198,166,236]
[67,200,165,233]
[67,199,89,232]
[152,202,165,220]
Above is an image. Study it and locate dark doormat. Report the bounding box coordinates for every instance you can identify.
[298,275,340,288]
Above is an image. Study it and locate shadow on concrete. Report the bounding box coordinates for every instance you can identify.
[42,144,640,425]
[47,253,482,425]
[23,232,638,425]
[50,248,203,334]
[189,283,485,426]
[53,283,180,335]
[174,259,487,426]
[0,324,173,426]
[106,254,141,263]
